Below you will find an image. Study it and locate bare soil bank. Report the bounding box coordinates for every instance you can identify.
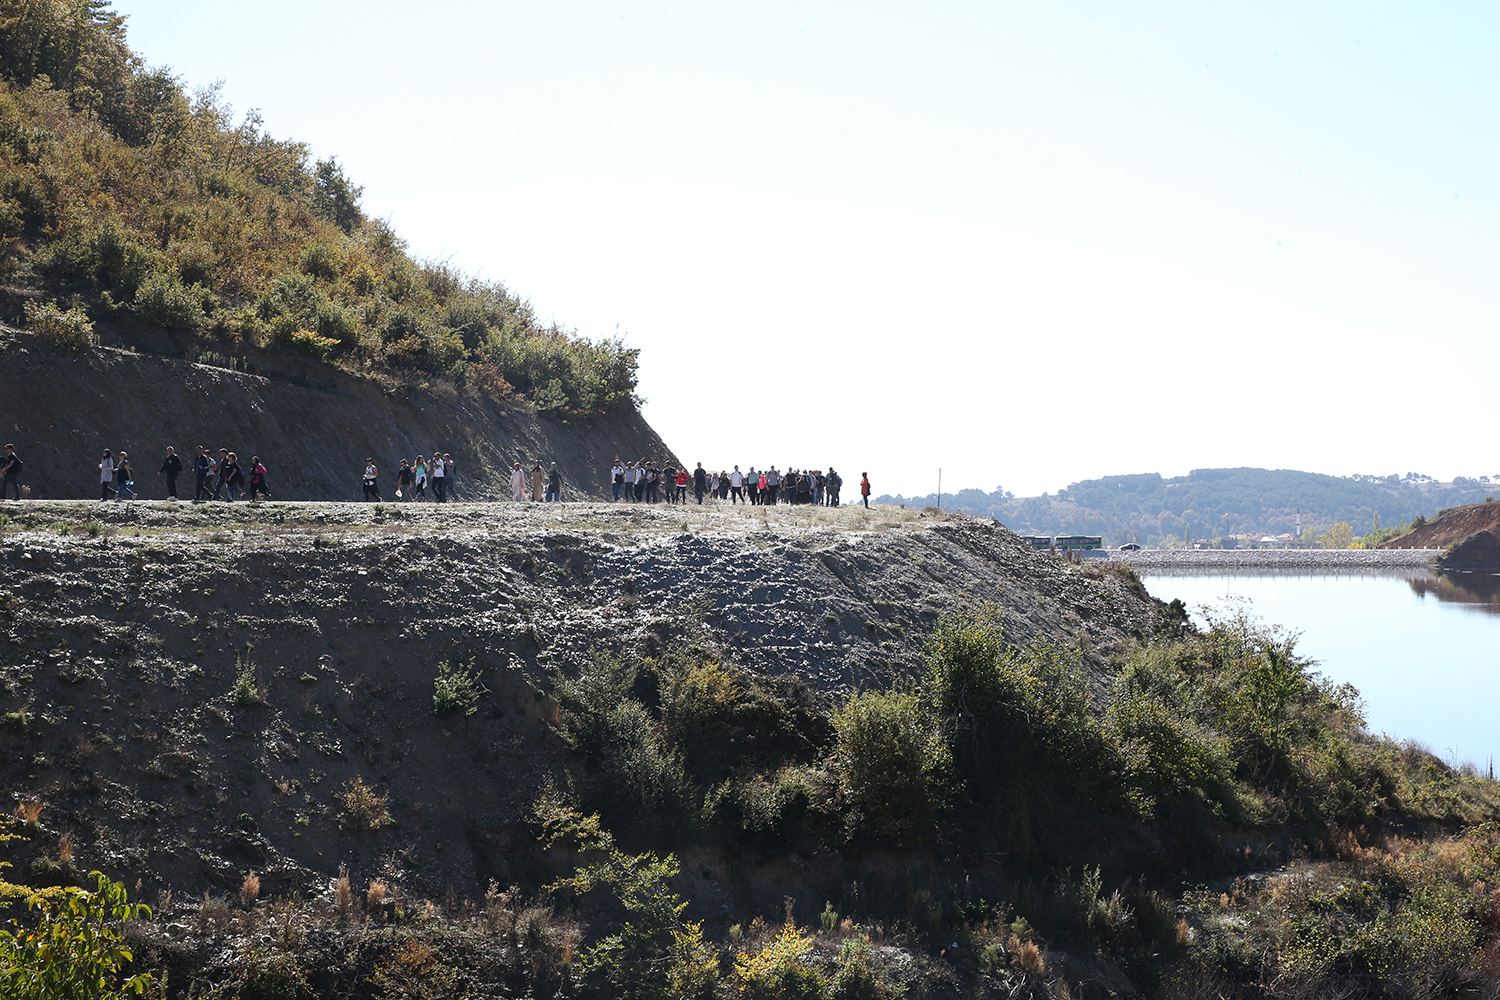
[0,500,1165,903]
[1380,501,1500,568]
[0,334,675,501]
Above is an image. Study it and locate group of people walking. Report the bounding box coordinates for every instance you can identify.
[509,462,565,502]
[0,444,874,508]
[95,445,269,503]
[363,453,456,502]
[607,459,871,508]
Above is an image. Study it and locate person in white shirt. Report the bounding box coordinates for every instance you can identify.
[611,458,625,501]
[431,453,446,502]
[362,459,379,501]
[511,462,525,501]
[98,449,115,500]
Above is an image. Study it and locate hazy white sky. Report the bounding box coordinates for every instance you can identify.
[121,2,1498,497]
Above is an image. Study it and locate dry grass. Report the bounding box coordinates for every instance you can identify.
[14,799,42,823]
[366,879,388,913]
[335,870,352,921]
[240,870,261,909]
[1016,938,1047,976]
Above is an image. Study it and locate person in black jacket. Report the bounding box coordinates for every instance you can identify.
[192,446,212,503]
[693,463,708,505]
[1,444,21,500]
[159,447,183,500]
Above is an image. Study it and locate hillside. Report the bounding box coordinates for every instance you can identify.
[882,468,1498,545]
[0,331,673,500]
[2,0,635,414]
[2,500,1499,998]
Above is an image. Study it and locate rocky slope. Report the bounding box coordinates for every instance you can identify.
[1379,500,1500,567]
[0,332,673,501]
[0,499,1164,902]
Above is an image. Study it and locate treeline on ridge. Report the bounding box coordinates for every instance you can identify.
[0,0,637,414]
[884,467,1498,545]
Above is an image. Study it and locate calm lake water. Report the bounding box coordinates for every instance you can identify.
[1138,568,1500,771]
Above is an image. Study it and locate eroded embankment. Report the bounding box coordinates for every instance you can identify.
[0,500,1164,898]
[0,334,675,501]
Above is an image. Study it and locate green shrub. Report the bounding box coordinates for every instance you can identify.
[134,270,213,329]
[830,688,946,839]
[432,659,485,716]
[0,871,153,1000]
[255,272,351,345]
[596,701,692,818]
[924,607,1125,850]
[32,222,160,297]
[542,804,718,999]
[551,656,693,821]
[336,776,392,830]
[278,328,339,359]
[717,766,819,835]
[830,937,896,1000]
[231,653,263,707]
[21,300,94,351]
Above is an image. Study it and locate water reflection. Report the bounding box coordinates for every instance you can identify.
[1141,565,1500,615]
[1136,568,1500,767]
[1409,570,1500,615]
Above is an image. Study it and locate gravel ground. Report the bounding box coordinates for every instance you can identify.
[0,499,1169,899]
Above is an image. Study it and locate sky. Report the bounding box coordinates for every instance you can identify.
[119,1,1499,498]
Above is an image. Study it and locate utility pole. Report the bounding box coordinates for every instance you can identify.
[937,468,942,511]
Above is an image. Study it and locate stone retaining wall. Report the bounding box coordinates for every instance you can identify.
[1106,548,1439,569]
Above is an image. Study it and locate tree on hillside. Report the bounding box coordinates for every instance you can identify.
[1319,522,1354,549]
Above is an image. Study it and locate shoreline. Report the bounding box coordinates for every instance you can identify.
[1106,548,1439,570]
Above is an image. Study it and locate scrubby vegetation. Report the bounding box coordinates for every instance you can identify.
[0,0,637,413]
[532,605,1500,998]
[0,592,1495,996]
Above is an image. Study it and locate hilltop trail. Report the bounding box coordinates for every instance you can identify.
[0,334,674,501]
[0,500,1164,898]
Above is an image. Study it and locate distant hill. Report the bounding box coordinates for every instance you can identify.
[878,467,1497,546]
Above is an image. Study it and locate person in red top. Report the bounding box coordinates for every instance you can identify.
[860,472,871,509]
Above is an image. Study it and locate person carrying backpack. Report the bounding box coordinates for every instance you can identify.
[115,452,136,502]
